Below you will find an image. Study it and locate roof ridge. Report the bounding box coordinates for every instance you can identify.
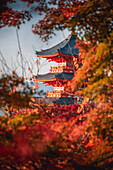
[36,34,72,53]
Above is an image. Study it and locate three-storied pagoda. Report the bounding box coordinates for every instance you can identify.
[36,34,80,105]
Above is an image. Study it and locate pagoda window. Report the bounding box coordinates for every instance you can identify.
[54,87,64,91]
[58,62,66,67]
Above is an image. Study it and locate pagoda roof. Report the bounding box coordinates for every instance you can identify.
[36,72,74,82]
[34,97,77,105]
[53,97,77,105]
[36,34,79,58]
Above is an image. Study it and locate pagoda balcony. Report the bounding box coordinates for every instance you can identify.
[47,91,77,98]
[50,66,74,73]
[47,91,61,98]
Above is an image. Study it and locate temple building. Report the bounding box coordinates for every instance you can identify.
[36,34,80,105]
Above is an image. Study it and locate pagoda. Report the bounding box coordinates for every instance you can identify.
[36,34,79,105]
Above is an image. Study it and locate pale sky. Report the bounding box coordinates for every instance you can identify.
[0,18,69,77]
[0,1,70,77]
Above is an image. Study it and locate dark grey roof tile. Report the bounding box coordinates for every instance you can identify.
[36,34,79,56]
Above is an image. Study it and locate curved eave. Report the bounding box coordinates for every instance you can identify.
[37,78,67,83]
[36,52,59,58]
[59,53,78,58]
[37,52,78,59]
[36,72,74,82]
[37,78,57,82]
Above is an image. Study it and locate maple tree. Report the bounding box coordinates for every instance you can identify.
[0,73,33,109]
[0,0,32,28]
[0,104,94,169]
[1,0,113,42]
[29,0,113,167]
[30,0,113,41]
[0,0,113,169]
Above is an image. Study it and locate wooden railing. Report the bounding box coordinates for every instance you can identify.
[47,91,77,98]
[50,66,74,73]
[47,91,61,98]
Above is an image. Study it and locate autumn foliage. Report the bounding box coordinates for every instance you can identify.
[0,0,113,169]
[0,0,31,28]
[0,104,93,169]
